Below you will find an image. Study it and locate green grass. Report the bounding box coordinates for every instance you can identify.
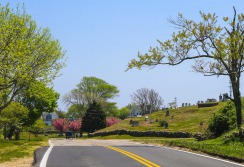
[0,132,49,163]
[1,102,243,163]
[100,103,225,133]
[133,133,244,161]
[92,102,244,162]
[92,133,244,161]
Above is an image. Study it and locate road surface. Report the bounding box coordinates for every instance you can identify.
[34,139,244,167]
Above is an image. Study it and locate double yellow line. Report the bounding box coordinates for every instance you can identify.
[106,146,160,167]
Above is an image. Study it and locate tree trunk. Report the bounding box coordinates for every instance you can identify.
[7,125,15,140]
[232,79,243,141]
[3,123,7,139]
[232,81,242,128]
[14,129,20,140]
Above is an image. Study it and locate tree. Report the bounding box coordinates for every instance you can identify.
[63,76,119,113]
[0,4,65,112]
[55,109,66,119]
[127,7,244,139]
[17,81,59,127]
[28,118,46,137]
[66,104,86,118]
[118,107,130,120]
[68,119,82,133]
[52,118,68,135]
[103,102,119,117]
[131,88,163,114]
[82,101,106,133]
[0,102,28,139]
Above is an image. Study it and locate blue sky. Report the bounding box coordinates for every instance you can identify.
[2,1,244,111]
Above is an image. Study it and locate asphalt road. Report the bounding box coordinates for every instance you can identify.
[34,139,244,167]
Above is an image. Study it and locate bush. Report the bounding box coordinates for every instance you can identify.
[106,117,121,127]
[208,113,230,137]
[208,101,236,137]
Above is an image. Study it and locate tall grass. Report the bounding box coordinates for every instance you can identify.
[0,132,49,163]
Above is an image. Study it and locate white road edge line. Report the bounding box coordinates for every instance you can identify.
[40,140,53,167]
[160,146,244,167]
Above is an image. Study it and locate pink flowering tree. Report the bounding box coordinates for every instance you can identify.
[106,117,121,127]
[52,118,68,135]
[68,119,82,133]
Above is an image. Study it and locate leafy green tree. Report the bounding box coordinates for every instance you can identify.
[17,81,59,127]
[103,102,119,117]
[0,4,65,112]
[66,104,86,118]
[55,109,66,119]
[0,102,28,139]
[63,76,119,112]
[127,7,244,139]
[77,77,119,104]
[82,101,106,133]
[118,107,130,120]
[28,118,46,137]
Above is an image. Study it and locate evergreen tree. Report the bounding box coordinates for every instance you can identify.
[82,101,106,133]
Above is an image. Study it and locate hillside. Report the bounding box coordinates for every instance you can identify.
[100,102,226,133]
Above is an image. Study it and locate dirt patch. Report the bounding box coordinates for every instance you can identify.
[0,157,33,167]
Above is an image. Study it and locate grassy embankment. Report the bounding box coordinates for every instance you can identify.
[0,133,49,163]
[93,133,244,160]
[1,102,243,163]
[94,102,244,162]
[100,103,225,133]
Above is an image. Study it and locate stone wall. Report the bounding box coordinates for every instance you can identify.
[88,129,193,138]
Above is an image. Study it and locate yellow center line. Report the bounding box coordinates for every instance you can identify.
[105,146,161,167]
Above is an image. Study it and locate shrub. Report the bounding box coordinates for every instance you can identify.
[208,113,230,137]
[208,101,236,137]
[29,119,46,137]
[106,117,121,127]
[118,107,130,120]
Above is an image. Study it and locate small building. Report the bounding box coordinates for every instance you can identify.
[130,104,143,117]
[42,112,59,126]
[130,110,143,117]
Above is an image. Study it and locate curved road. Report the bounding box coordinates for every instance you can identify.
[34,139,244,167]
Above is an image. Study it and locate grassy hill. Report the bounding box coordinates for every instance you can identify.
[101,102,227,133]
[95,102,244,162]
